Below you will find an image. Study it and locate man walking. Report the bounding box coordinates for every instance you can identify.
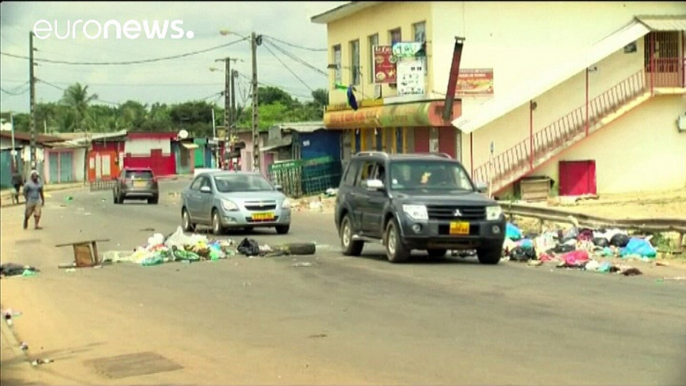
[23,170,45,230]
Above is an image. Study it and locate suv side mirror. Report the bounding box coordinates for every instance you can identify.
[475,181,488,193]
[200,186,211,193]
[366,179,384,191]
[274,184,283,192]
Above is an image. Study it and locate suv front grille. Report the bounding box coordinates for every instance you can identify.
[427,205,486,221]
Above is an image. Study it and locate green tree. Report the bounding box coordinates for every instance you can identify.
[59,83,99,132]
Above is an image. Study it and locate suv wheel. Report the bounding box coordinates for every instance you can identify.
[385,219,410,263]
[340,214,363,256]
[427,249,447,259]
[212,209,224,235]
[148,196,159,205]
[182,208,195,232]
[113,191,120,204]
[476,246,502,265]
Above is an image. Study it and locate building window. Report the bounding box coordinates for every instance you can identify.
[389,28,401,45]
[413,21,427,75]
[368,33,379,83]
[350,39,360,85]
[332,44,342,85]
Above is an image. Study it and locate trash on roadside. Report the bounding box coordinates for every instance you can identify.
[292,262,313,267]
[65,268,76,273]
[0,264,40,278]
[20,342,28,351]
[31,358,53,366]
[325,188,338,197]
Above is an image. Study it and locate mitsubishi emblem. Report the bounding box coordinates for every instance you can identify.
[453,209,462,217]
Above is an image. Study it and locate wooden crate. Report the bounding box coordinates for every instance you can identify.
[517,177,551,202]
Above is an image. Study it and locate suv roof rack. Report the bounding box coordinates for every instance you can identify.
[394,152,452,159]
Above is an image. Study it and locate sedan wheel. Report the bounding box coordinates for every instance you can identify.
[182,208,195,232]
[212,210,224,235]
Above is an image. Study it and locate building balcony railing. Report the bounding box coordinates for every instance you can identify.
[648,57,685,89]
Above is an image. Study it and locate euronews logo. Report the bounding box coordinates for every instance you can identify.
[32,19,195,40]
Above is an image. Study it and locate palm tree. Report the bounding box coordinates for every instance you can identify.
[59,83,98,132]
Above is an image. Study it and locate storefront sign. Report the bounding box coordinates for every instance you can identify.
[377,103,431,127]
[397,58,425,96]
[325,106,382,129]
[392,42,425,58]
[456,68,494,96]
[372,45,397,84]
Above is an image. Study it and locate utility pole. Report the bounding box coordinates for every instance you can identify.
[29,31,37,170]
[10,112,17,172]
[230,69,237,133]
[215,57,238,169]
[251,32,262,173]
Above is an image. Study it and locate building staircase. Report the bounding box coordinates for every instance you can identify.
[472,69,654,194]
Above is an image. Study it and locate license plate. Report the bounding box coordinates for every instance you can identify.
[134,181,147,188]
[449,221,470,235]
[252,212,275,221]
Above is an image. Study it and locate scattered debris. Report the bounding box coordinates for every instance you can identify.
[308,333,328,338]
[292,262,313,267]
[31,359,53,366]
[20,342,28,351]
[0,264,40,278]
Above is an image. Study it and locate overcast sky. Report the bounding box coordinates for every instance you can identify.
[0,1,346,113]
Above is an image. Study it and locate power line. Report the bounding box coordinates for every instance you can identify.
[237,72,313,97]
[36,78,121,106]
[262,35,327,52]
[1,86,29,96]
[0,37,248,66]
[262,44,314,93]
[264,40,327,77]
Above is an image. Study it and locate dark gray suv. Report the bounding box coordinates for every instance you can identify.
[334,152,506,264]
[113,167,159,205]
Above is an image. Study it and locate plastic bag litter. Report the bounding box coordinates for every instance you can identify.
[237,238,261,256]
[620,238,657,258]
[165,226,209,249]
[103,251,134,263]
[506,223,522,240]
[147,233,165,247]
[171,248,201,262]
[610,233,631,248]
[562,250,589,266]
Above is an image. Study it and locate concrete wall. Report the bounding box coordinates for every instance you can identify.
[125,138,171,155]
[0,137,13,150]
[326,1,433,105]
[430,1,686,117]
[531,95,686,194]
[463,38,649,173]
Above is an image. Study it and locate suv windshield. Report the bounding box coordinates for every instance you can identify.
[214,174,274,193]
[389,160,474,191]
[125,170,153,179]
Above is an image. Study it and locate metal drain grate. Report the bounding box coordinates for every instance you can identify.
[85,351,183,379]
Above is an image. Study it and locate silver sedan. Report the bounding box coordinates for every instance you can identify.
[180,171,292,235]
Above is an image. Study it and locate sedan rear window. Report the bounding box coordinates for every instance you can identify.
[125,170,153,179]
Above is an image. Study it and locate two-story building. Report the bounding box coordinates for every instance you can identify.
[312,2,686,196]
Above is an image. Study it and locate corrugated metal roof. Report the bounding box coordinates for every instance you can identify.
[453,20,651,134]
[636,15,686,31]
[273,121,325,133]
[311,2,381,24]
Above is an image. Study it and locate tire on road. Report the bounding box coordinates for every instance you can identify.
[182,208,196,232]
[385,218,410,263]
[148,196,159,205]
[212,209,224,235]
[476,246,502,265]
[280,242,316,255]
[339,214,364,256]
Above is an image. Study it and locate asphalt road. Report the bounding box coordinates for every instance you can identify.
[1,180,685,385]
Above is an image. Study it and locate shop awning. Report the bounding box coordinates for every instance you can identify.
[261,134,292,152]
[637,15,686,31]
[452,20,651,134]
[324,100,461,129]
[181,143,199,149]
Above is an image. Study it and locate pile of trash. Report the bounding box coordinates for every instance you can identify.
[104,226,236,266]
[502,221,662,276]
[103,227,315,266]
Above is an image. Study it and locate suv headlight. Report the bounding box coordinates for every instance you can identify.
[222,199,239,211]
[282,198,291,209]
[403,204,428,221]
[486,205,503,220]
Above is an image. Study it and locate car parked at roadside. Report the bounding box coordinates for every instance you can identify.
[334,152,506,264]
[113,167,159,204]
[180,171,291,235]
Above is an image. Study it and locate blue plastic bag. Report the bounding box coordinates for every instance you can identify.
[518,239,534,249]
[620,238,657,258]
[506,223,522,240]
